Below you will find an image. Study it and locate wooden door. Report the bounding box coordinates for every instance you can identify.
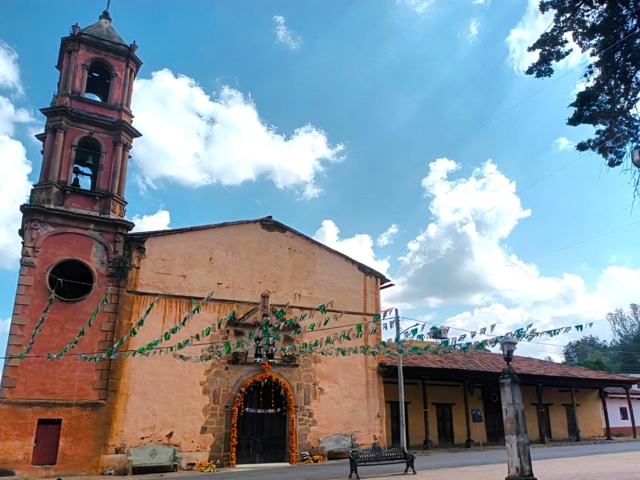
[482,386,504,444]
[32,419,62,466]
[544,405,553,440]
[435,404,454,447]
[565,406,578,440]
[237,380,287,464]
[388,402,410,448]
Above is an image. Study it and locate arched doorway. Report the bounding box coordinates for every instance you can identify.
[229,368,297,467]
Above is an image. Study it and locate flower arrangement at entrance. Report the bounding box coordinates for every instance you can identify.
[229,364,297,467]
[195,461,217,472]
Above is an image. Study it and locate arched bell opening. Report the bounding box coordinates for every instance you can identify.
[84,61,112,103]
[229,371,297,467]
[71,137,101,190]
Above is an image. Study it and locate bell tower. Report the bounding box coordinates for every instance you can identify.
[32,8,141,216]
[0,10,143,474]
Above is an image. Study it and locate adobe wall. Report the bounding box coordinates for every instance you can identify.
[102,222,386,470]
[384,381,607,447]
[384,381,486,447]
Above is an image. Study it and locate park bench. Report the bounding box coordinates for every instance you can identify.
[126,445,181,475]
[348,447,416,479]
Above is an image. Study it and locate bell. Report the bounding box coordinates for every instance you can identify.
[82,154,95,169]
[71,175,81,188]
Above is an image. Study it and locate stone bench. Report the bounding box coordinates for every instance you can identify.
[126,445,181,475]
[348,448,416,479]
[319,434,355,459]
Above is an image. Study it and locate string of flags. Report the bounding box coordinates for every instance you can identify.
[391,318,596,346]
[79,292,214,362]
[18,292,55,359]
[15,284,598,364]
[47,288,112,360]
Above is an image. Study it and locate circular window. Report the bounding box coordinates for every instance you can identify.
[48,260,95,301]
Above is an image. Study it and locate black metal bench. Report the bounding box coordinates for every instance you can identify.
[348,448,416,479]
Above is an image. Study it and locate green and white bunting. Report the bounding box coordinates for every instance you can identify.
[48,288,111,360]
[18,292,55,359]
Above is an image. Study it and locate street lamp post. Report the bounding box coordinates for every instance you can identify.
[498,336,536,480]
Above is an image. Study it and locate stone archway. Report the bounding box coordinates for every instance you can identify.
[229,365,297,467]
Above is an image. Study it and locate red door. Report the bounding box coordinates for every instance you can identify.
[32,419,62,466]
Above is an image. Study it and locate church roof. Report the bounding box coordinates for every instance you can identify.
[127,216,392,285]
[79,11,126,46]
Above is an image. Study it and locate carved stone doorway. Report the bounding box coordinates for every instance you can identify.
[229,367,297,467]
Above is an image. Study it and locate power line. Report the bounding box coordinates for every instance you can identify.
[391,219,640,303]
[331,28,640,221]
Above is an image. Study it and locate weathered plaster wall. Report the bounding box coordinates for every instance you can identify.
[0,402,109,477]
[106,222,385,468]
[523,387,604,440]
[383,381,486,447]
[385,382,607,447]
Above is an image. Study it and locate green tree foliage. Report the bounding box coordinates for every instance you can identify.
[563,335,610,364]
[526,1,640,188]
[563,304,640,372]
[577,354,615,372]
[606,303,640,371]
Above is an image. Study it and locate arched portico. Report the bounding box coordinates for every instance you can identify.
[229,364,297,467]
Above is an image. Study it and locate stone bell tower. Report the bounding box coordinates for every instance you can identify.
[0,9,142,475]
[32,8,141,215]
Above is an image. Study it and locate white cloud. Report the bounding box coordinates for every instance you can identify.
[0,317,10,334]
[131,70,343,200]
[133,173,158,195]
[299,182,323,200]
[468,18,480,41]
[473,0,491,5]
[0,41,34,270]
[374,156,640,358]
[131,209,171,233]
[554,137,574,151]
[506,0,586,75]
[313,220,390,275]
[0,95,32,137]
[385,158,533,309]
[396,0,435,14]
[273,16,301,50]
[0,41,23,95]
[377,224,399,247]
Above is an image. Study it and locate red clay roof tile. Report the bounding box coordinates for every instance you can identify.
[380,350,635,383]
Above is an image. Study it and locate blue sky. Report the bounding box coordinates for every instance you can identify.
[1,0,639,365]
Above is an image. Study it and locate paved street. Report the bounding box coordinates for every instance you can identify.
[179,441,640,480]
[366,451,640,479]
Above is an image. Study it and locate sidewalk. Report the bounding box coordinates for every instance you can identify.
[365,451,640,480]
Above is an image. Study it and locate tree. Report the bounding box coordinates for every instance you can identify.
[526,1,640,193]
[563,335,610,364]
[576,353,615,372]
[607,303,640,371]
[607,303,640,340]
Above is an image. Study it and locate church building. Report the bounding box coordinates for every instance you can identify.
[0,11,390,477]
[2,8,638,479]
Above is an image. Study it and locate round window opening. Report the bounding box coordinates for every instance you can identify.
[48,260,95,301]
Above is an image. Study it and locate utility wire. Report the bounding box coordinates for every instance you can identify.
[331,28,640,221]
[391,219,640,303]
